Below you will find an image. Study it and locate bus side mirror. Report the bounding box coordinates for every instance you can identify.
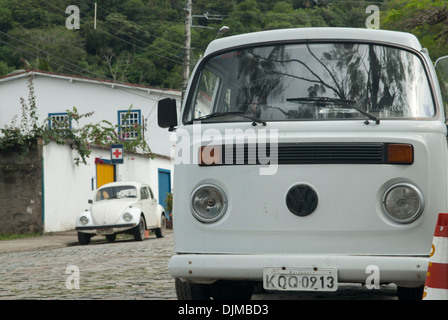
[158,98,178,131]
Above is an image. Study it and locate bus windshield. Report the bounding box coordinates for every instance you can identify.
[184,43,435,123]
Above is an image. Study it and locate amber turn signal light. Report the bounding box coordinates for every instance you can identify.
[387,144,413,164]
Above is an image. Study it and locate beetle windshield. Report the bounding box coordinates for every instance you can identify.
[184,43,435,123]
[95,186,137,201]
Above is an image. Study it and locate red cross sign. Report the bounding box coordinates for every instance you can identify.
[110,144,124,164]
[113,148,122,158]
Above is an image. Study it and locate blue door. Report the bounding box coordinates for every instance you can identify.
[158,169,171,220]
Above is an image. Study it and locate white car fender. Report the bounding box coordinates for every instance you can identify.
[155,204,166,228]
[76,210,95,232]
[123,207,144,225]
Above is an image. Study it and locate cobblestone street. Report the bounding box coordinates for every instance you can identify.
[0,229,399,300]
[0,231,176,300]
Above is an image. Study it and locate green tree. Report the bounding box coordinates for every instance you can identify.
[7,0,59,28]
[144,24,184,88]
[383,0,448,60]
[0,61,12,76]
[233,0,263,32]
[0,1,12,31]
[8,26,88,73]
[0,0,445,91]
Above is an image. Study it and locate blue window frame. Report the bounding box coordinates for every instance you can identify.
[117,109,141,140]
[48,112,71,130]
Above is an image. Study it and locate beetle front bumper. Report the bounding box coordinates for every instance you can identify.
[76,223,136,235]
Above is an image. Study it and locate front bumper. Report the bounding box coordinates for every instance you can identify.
[76,223,136,235]
[168,254,428,287]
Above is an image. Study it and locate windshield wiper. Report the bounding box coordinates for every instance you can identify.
[186,111,266,126]
[287,97,380,125]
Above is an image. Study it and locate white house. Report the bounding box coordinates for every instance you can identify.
[0,70,181,232]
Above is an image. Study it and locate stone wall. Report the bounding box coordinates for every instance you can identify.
[0,139,43,235]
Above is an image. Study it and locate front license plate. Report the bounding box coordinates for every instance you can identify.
[97,229,113,235]
[263,267,337,292]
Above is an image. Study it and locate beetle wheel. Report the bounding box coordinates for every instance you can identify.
[155,214,166,238]
[133,216,146,241]
[105,234,116,242]
[77,232,91,245]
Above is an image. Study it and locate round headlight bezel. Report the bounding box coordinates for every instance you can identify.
[79,215,89,225]
[190,184,228,223]
[382,183,424,224]
[123,212,133,222]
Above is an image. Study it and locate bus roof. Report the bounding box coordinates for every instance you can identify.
[204,28,423,56]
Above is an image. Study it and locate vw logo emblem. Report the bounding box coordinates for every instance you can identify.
[286,184,318,217]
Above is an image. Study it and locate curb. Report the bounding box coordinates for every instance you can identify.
[0,231,78,254]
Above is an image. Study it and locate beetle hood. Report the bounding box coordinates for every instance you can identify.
[91,200,138,225]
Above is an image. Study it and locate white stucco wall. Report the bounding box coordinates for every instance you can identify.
[0,71,181,157]
[115,153,173,202]
[43,141,173,232]
[0,71,178,232]
[42,142,100,232]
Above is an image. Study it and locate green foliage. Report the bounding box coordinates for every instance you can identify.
[0,233,40,240]
[0,60,12,76]
[0,0,446,89]
[8,26,88,73]
[0,5,12,31]
[382,0,448,60]
[165,192,173,213]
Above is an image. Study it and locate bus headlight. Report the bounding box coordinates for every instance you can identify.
[191,184,227,223]
[382,183,424,224]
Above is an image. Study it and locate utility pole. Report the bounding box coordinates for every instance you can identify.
[94,2,97,30]
[182,0,192,101]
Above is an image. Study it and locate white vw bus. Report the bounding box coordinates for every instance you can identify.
[158,28,448,300]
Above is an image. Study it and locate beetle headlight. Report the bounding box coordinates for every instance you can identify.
[191,184,227,223]
[382,183,424,224]
[123,212,133,222]
[79,216,89,225]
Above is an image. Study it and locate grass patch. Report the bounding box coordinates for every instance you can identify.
[0,233,41,241]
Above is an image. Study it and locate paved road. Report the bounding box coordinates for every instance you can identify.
[0,230,397,300]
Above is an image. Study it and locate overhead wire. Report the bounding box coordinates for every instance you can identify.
[39,0,185,66]
[61,0,187,122]
[83,0,188,50]
[1,0,189,128]
[209,0,387,21]
[76,0,185,64]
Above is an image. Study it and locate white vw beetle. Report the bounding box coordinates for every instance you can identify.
[76,181,167,245]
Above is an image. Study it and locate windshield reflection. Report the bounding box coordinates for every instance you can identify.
[95,186,137,201]
[185,43,434,123]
